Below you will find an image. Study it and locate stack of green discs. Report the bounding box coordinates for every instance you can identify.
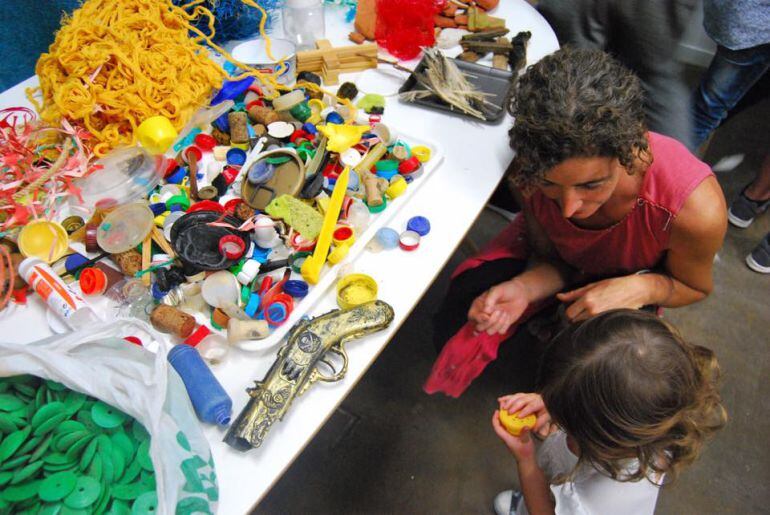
[0,375,158,514]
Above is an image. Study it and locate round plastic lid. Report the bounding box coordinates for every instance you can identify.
[96,203,154,254]
[18,220,69,263]
[201,271,241,309]
[407,216,431,236]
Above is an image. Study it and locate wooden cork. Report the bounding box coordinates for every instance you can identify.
[363,172,384,207]
[247,105,280,126]
[150,304,196,338]
[348,31,366,45]
[211,127,230,146]
[228,112,249,144]
[111,250,143,277]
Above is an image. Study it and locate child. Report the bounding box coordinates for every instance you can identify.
[491,310,727,515]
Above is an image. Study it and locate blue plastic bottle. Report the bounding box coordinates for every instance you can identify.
[167,344,232,426]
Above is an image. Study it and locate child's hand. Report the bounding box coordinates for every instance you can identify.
[468,279,530,335]
[492,410,536,464]
[498,393,556,438]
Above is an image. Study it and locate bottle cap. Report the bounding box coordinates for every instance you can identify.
[406,216,431,236]
[399,230,421,251]
[219,235,246,260]
[283,279,309,298]
[79,267,107,295]
[226,148,247,167]
[194,133,217,151]
[183,324,211,347]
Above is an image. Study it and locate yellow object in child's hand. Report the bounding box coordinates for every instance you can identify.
[499,410,537,437]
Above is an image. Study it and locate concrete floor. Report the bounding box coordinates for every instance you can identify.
[257,96,770,514]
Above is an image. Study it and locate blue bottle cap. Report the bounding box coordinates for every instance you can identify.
[283,280,309,298]
[212,112,230,133]
[165,166,187,184]
[375,227,400,249]
[169,204,183,212]
[64,253,89,274]
[245,292,261,318]
[326,112,344,124]
[375,169,399,181]
[302,122,318,135]
[149,203,168,216]
[227,148,247,166]
[151,282,168,300]
[247,161,275,185]
[407,216,431,236]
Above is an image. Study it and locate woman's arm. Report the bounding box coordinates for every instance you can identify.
[557,177,727,319]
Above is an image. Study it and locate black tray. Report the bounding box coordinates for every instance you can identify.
[398,56,514,123]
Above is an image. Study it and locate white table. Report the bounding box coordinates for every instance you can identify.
[0,3,557,512]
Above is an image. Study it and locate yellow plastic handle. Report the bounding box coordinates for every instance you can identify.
[301,167,350,284]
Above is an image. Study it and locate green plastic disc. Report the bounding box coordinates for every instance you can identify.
[39,502,64,515]
[29,433,55,463]
[0,454,31,471]
[63,476,100,509]
[64,434,95,462]
[45,380,67,392]
[131,491,158,515]
[111,432,135,463]
[79,439,98,471]
[111,481,145,501]
[107,499,131,515]
[0,393,25,412]
[0,470,12,486]
[35,411,70,437]
[55,431,90,454]
[39,471,78,502]
[55,421,86,436]
[91,402,126,429]
[10,461,44,485]
[0,427,31,462]
[31,402,66,429]
[136,441,153,471]
[1,480,40,502]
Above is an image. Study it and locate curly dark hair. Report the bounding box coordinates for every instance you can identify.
[508,47,649,187]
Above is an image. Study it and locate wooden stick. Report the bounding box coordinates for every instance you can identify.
[141,234,152,287]
[151,226,176,259]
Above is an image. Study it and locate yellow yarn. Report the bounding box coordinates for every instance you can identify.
[27,0,356,156]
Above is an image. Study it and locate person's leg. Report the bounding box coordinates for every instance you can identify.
[728,154,770,228]
[692,44,770,149]
[537,0,610,50]
[432,258,527,353]
[608,0,698,148]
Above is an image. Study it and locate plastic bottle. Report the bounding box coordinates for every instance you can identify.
[167,344,233,426]
[282,0,325,50]
[19,257,100,330]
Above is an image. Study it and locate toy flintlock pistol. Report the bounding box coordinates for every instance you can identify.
[224,300,395,451]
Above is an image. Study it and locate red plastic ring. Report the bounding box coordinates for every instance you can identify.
[184,146,202,163]
[219,235,246,260]
[399,230,421,251]
[183,324,211,347]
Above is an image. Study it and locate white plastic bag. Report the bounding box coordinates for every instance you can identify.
[0,319,218,515]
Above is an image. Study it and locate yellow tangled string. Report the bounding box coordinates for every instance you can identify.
[27,0,356,157]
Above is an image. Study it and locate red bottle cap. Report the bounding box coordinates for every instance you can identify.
[398,156,421,174]
[164,160,180,179]
[223,198,244,213]
[124,336,143,346]
[188,200,225,214]
[218,235,246,260]
[79,267,107,295]
[184,146,203,163]
[194,133,217,152]
[222,166,240,184]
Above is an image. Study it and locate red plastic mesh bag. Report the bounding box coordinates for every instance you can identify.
[375,0,444,60]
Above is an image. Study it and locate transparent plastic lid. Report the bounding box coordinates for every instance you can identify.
[96,202,155,254]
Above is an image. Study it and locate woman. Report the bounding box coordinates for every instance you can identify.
[425,47,727,397]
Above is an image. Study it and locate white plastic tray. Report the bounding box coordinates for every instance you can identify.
[235,132,444,351]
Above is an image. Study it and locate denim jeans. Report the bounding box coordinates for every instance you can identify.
[692,43,770,149]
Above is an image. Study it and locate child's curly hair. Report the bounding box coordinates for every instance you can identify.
[538,310,727,484]
[507,47,649,188]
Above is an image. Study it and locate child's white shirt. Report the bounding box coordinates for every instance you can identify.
[516,431,662,515]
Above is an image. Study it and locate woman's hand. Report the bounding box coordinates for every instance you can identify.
[556,275,650,321]
[492,410,537,465]
[498,393,555,438]
[468,279,530,335]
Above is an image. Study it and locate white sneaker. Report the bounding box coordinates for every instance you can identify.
[493,490,522,515]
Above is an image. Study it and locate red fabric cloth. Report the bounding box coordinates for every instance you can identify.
[425,132,713,397]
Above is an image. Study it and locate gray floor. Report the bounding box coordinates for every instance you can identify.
[256,96,770,514]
